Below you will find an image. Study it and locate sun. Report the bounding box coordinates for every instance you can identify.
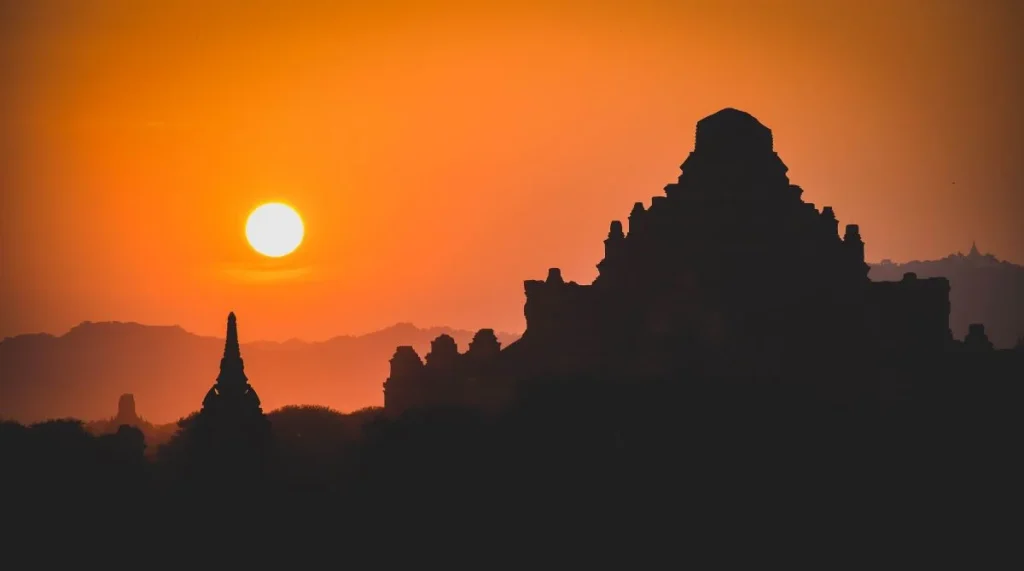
[245,202,304,258]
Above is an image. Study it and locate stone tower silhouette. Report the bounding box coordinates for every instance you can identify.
[195,312,270,472]
[115,393,140,426]
[201,312,264,415]
[169,312,270,489]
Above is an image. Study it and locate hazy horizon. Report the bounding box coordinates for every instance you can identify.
[1,317,522,345]
[4,0,1022,342]
[4,242,1017,342]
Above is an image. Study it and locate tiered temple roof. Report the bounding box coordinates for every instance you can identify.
[384,108,956,413]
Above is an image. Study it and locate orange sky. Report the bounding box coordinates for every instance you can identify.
[2,0,1022,342]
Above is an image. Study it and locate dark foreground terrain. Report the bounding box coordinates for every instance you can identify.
[1,350,1019,558]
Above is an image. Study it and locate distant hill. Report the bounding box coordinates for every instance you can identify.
[0,321,519,424]
[869,243,1024,348]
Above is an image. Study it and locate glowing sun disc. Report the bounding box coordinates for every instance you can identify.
[245,202,304,258]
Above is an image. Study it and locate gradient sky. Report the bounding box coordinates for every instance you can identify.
[2,0,1022,342]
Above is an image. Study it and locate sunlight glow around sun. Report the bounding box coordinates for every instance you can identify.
[245,202,304,258]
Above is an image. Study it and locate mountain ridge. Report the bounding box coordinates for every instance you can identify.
[3,319,518,346]
[0,321,520,424]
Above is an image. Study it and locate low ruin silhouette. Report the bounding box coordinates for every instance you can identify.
[115,394,140,426]
[84,393,178,453]
[385,108,969,414]
[870,241,1024,348]
[963,323,995,352]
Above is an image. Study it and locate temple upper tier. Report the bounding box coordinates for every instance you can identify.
[669,107,791,195]
[516,107,951,379]
[384,108,956,414]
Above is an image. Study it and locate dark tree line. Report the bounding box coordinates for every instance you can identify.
[0,354,1019,553]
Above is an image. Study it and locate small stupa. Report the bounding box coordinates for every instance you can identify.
[114,393,142,426]
[201,312,264,416]
[963,323,994,352]
[968,241,981,258]
[193,312,271,469]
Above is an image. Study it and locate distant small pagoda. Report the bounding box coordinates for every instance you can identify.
[967,241,981,258]
[114,393,142,427]
[957,241,1000,266]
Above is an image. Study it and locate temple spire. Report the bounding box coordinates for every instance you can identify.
[192,311,270,484]
[224,311,240,360]
[968,241,980,257]
[216,311,247,386]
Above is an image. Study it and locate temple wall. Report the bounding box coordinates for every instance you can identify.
[383,332,509,415]
[522,270,596,343]
[867,273,951,354]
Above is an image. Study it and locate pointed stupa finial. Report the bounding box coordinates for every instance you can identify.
[216,311,247,386]
[969,241,980,257]
[223,312,241,361]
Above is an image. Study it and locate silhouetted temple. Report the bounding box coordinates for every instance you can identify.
[962,323,995,352]
[384,329,512,413]
[191,312,270,472]
[202,312,265,416]
[384,108,959,413]
[114,394,141,427]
